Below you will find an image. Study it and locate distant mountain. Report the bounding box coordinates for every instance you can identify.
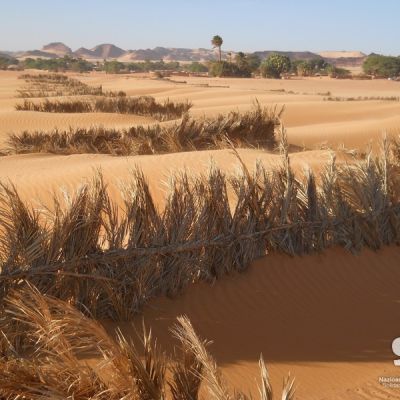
[119,47,221,62]
[2,43,369,67]
[317,51,367,68]
[253,51,322,61]
[75,47,97,59]
[19,50,59,59]
[42,42,72,56]
[318,51,366,59]
[90,44,125,59]
[0,52,15,59]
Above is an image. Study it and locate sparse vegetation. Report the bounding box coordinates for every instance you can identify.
[260,53,291,79]
[363,54,400,78]
[209,61,251,77]
[15,96,192,120]
[0,55,19,70]
[291,58,330,77]
[22,55,94,72]
[185,61,209,73]
[327,65,351,79]
[8,103,282,155]
[209,52,261,78]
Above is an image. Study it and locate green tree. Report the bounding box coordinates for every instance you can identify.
[327,65,351,79]
[186,62,208,73]
[363,54,400,78]
[295,61,312,77]
[104,60,124,74]
[260,53,291,79]
[0,56,19,70]
[247,54,261,72]
[209,61,250,77]
[211,35,223,62]
[233,52,252,77]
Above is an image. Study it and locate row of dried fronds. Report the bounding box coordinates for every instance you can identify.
[0,137,399,319]
[17,73,104,97]
[0,285,295,400]
[15,95,192,120]
[7,103,281,155]
[324,95,400,102]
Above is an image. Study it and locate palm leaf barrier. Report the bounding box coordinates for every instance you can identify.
[0,137,399,320]
[17,73,105,98]
[17,73,127,98]
[7,103,281,155]
[15,96,192,121]
[0,285,295,400]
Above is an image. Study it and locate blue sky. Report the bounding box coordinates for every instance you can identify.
[1,0,399,54]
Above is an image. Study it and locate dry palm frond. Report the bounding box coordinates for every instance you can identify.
[15,96,191,121]
[8,103,281,156]
[169,348,203,400]
[1,138,400,320]
[172,316,231,400]
[259,355,273,400]
[282,374,296,400]
[114,326,166,400]
[0,287,296,400]
[17,73,122,98]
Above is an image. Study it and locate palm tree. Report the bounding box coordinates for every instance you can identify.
[211,35,223,62]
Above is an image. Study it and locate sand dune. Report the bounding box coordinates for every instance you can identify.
[0,148,348,210]
[2,71,400,151]
[109,247,400,399]
[1,71,400,399]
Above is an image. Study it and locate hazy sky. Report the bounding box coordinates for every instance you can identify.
[1,0,399,54]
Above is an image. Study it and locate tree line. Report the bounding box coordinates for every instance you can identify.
[2,35,400,80]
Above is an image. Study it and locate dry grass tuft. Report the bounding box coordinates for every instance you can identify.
[0,285,295,399]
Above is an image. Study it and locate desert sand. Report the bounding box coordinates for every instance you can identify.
[112,246,400,400]
[1,70,400,399]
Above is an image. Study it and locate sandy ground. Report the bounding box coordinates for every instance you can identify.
[1,71,400,151]
[109,247,400,400]
[1,71,400,399]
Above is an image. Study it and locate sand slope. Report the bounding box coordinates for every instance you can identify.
[0,148,347,210]
[2,71,400,151]
[1,71,400,399]
[108,247,400,400]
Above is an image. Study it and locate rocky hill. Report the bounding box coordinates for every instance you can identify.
[90,44,125,59]
[253,50,322,61]
[42,42,72,56]
[3,42,368,67]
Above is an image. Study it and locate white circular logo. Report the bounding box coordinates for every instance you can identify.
[392,338,400,366]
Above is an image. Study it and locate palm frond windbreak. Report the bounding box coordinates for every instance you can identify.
[8,103,281,155]
[0,138,399,320]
